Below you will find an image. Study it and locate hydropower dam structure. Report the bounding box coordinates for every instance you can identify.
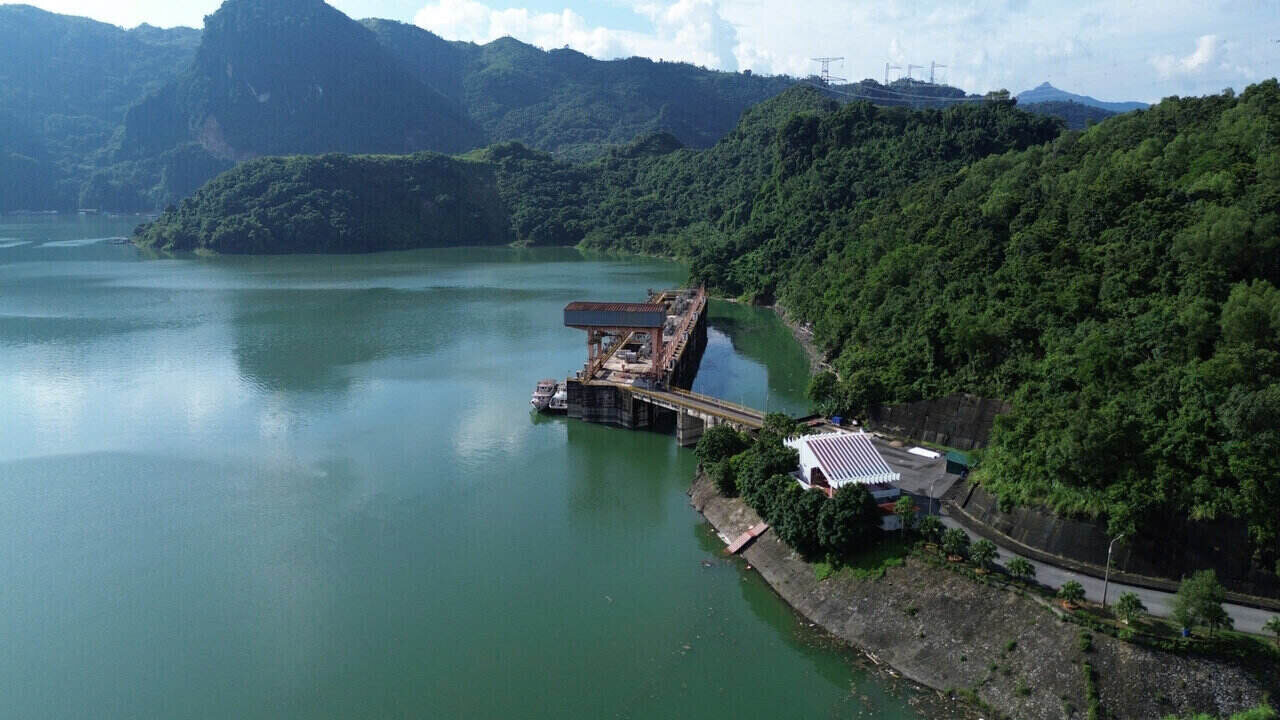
[560,287,765,445]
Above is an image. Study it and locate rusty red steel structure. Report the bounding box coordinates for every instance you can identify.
[563,288,706,385]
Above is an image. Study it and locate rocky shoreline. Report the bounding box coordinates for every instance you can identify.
[689,473,1274,720]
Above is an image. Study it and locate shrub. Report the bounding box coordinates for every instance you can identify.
[1006,556,1035,582]
[893,495,917,532]
[1172,570,1229,636]
[917,514,944,544]
[1114,591,1146,625]
[941,528,970,558]
[970,539,998,571]
[708,459,738,496]
[1265,616,1280,647]
[1058,580,1086,605]
[1078,630,1094,652]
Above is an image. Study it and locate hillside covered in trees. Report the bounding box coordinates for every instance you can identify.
[4,0,1126,213]
[139,80,1280,587]
[775,81,1280,579]
[1,0,794,211]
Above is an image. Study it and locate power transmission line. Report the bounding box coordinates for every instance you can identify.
[811,57,846,85]
[808,80,996,104]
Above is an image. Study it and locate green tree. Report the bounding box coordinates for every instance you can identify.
[1203,602,1234,638]
[807,370,842,416]
[969,539,998,571]
[772,485,826,558]
[1264,616,1280,647]
[1114,592,1146,625]
[707,459,738,497]
[1057,580,1086,606]
[760,412,800,440]
[1006,556,1035,583]
[1173,570,1229,636]
[893,495,917,533]
[816,484,879,557]
[941,528,970,559]
[916,514,944,544]
[695,424,749,465]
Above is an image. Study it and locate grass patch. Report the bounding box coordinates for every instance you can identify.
[1082,661,1102,720]
[814,561,834,581]
[844,538,912,580]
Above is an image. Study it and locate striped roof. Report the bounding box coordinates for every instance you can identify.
[787,432,900,487]
[564,302,665,313]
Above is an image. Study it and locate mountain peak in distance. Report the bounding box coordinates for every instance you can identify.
[1017,82,1148,113]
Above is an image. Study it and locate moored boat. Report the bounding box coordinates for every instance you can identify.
[530,378,557,410]
[547,383,568,413]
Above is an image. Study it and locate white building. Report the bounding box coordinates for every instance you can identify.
[785,431,904,530]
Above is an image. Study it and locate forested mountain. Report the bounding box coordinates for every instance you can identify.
[1,0,796,211]
[1021,100,1116,129]
[365,19,795,160]
[118,0,482,161]
[135,152,511,252]
[139,80,1280,586]
[1017,81,1148,112]
[781,82,1280,576]
[0,4,199,210]
[2,0,1120,212]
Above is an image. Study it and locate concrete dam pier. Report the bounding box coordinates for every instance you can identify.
[557,287,764,445]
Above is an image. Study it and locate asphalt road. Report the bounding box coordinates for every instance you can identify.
[870,437,1276,635]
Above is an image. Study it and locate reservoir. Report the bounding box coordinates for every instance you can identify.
[0,216,926,718]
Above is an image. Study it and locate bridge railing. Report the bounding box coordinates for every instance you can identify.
[664,386,763,419]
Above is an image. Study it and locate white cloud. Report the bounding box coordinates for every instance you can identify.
[413,0,739,70]
[408,0,1279,104]
[1151,34,1219,77]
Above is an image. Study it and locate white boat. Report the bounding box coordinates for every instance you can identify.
[531,378,557,410]
[548,383,568,413]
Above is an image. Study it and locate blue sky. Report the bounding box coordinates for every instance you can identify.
[13,0,1280,103]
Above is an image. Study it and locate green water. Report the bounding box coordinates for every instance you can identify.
[0,216,926,719]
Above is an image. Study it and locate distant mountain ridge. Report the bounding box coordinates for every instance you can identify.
[1016,82,1148,113]
[2,0,1138,212]
[1020,100,1117,130]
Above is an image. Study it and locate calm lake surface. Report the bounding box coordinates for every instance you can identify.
[0,216,926,719]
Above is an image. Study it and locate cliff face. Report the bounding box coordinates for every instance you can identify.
[689,473,1273,720]
[120,0,483,161]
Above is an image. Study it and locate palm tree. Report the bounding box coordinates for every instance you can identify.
[1006,557,1035,583]
[941,528,969,560]
[970,539,998,572]
[1057,580,1086,608]
[917,515,944,545]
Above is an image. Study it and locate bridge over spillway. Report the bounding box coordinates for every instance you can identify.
[557,287,767,445]
[604,383,764,445]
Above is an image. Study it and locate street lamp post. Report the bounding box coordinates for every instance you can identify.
[1102,534,1126,609]
[928,475,940,516]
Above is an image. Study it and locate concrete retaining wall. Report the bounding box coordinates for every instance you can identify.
[867,393,1010,450]
[946,480,1280,606]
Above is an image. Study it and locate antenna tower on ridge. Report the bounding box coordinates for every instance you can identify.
[930,61,947,84]
[884,62,901,84]
[811,57,846,85]
[907,63,924,80]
